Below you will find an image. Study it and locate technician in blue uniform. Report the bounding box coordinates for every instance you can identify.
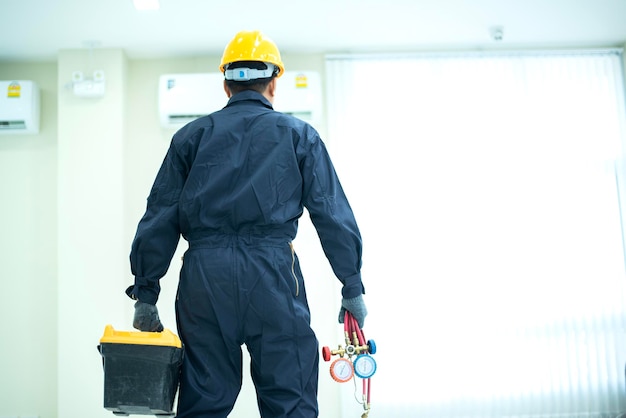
[126,30,367,418]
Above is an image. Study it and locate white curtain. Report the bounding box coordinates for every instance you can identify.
[325,51,626,418]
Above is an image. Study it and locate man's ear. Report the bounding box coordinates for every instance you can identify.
[223,79,232,98]
[266,78,277,102]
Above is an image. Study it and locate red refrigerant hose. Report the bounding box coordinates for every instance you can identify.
[344,311,372,410]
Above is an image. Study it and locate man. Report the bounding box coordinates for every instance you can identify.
[126,30,367,418]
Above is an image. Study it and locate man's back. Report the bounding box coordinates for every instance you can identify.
[176,90,308,239]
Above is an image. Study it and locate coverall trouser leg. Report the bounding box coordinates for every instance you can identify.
[175,240,319,418]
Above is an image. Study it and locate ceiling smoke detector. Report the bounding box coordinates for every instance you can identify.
[490,26,504,42]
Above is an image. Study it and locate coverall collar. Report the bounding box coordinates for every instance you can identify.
[227,90,274,110]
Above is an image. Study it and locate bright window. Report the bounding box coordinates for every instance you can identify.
[326,50,626,417]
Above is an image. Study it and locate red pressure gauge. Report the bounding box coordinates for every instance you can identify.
[329,357,354,383]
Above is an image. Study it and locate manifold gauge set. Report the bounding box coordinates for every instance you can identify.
[322,311,377,417]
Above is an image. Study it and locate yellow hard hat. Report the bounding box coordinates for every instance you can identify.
[219,30,285,78]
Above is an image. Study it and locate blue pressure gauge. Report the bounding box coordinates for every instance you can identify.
[353,354,377,379]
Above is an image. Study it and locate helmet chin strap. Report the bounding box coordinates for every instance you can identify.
[224,63,276,81]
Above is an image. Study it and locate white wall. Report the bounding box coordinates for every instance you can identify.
[57,48,129,418]
[0,62,58,418]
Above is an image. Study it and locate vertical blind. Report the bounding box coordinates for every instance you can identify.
[325,51,626,418]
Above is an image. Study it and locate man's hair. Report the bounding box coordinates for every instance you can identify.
[225,61,276,95]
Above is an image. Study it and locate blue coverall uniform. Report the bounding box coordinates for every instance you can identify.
[127,90,364,418]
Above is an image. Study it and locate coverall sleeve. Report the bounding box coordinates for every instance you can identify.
[300,131,365,298]
[127,143,188,305]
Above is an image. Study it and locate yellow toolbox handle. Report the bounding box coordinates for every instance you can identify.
[99,324,182,348]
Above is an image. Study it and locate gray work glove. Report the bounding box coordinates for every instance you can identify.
[133,301,164,332]
[338,295,368,328]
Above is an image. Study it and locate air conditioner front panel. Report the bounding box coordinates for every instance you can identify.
[0,80,40,135]
[158,73,226,129]
[158,71,323,129]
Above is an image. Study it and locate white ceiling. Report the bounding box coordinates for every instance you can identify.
[1,0,626,62]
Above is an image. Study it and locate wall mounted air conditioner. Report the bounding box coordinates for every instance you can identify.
[158,71,323,129]
[273,71,322,128]
[0,80,40,134]
[158,73,226,129]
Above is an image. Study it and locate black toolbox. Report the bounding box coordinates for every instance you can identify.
[98,325,183,416]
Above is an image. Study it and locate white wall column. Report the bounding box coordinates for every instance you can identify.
[57,48,129,418]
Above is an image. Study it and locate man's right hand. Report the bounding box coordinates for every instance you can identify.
[133,301,164,332]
